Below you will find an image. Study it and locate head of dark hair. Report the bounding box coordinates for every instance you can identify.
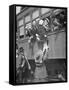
[19,47,24,53]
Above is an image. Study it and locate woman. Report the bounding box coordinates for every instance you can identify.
[34,43,49,82]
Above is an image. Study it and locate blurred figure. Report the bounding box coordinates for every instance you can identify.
[57,72,65,81]
[42,42,49,60]
[34,48,48,81]
[16,47,32,83]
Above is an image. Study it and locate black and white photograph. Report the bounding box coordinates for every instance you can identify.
[15,5,67,84]
[0,0,69,89]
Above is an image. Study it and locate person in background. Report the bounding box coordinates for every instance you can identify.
[18,47,32,83]
[16,44,19,58]
[57,71,65,81]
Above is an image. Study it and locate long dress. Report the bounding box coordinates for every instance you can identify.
[34,50,48,82]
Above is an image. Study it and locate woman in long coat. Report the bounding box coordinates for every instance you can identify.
[34,42,49,82]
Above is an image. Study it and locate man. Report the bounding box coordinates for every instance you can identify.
[18,47,32,83]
